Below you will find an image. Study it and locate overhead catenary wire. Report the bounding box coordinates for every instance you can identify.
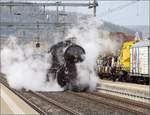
[99,1,139,17]
[0,0,99,17]
[136,1,139,16]
[2,0,144,1]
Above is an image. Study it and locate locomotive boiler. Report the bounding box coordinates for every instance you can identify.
[46,38,87,91]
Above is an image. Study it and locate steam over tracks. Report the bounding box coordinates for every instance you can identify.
[0,74,150,115]
[0,75,80,115]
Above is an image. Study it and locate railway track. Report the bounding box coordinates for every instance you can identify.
[92,91,150,108]
[0,76,80,115]
[29,91,81,115]
[17,90,83,115]
[97,87,150,101]
[68,91,150,115]
[40,91,135,115]
[0,79,46,114]
[1,74,150,115]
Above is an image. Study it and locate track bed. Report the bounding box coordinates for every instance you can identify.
[0,74,150,115]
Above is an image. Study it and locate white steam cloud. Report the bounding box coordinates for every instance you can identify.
[1,36,63,91]
[1,17,120,92]
[66,17,120,91]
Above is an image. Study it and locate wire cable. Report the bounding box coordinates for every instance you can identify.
[100,1,139,17]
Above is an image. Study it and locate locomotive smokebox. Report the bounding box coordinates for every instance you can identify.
[47,39,87,91]
[64,44,85,63]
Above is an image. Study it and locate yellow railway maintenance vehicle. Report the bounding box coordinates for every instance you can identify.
[97,40,136,81]
[118,40,135,71]
[97,38,150,85]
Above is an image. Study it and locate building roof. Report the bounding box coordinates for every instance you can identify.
[132,40,150,48]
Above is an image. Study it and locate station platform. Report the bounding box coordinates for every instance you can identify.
[0,83,39,115]
[99,79,149,91]
[98,80,150,103]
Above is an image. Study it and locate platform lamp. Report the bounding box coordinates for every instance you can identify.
[36,22,40,48]
[36,37,40,48]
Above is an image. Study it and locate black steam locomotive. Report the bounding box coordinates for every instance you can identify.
[46,39,87,91]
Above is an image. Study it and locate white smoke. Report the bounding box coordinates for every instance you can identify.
[66,17,120,91]
[1,36,63,91]
[1,17,120,92]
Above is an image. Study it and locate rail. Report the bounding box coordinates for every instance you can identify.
[30,91,82,115]
[0,75,81,115]
[68,91,150,115]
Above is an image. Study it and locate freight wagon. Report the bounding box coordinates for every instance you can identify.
[130,40,150,84]
[97,40,150,85]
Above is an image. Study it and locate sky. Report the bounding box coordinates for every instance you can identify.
[64,0,150,26]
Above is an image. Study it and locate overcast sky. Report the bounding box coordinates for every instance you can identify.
[64,0,149,26]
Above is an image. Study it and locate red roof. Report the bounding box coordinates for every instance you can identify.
[110,32,135,42]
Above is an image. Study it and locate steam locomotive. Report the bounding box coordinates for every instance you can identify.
[46,38,87,91]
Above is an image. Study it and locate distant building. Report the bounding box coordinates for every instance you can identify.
[110,32,135,43]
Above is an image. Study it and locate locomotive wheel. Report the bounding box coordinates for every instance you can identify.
[56,66,69,87]
[57,75,68,87]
